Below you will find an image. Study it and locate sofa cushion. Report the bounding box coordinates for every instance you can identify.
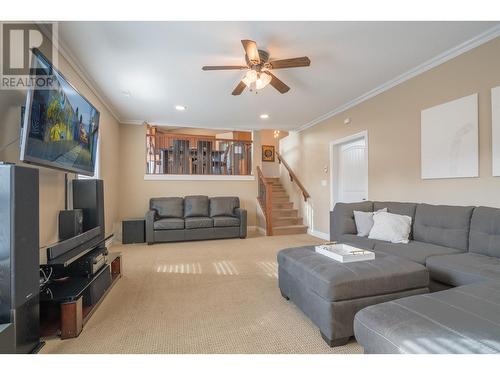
[374,201,417,220]
[150,197,184,218]
[184,195,209,218]
[469,206,500,257]
[426,253,500,286]
[184,217,213,229]
[277,246,428,302]
[373,201,417,239]
[210,197,239,217]
[413,203,474,250]
[330,201,373,241]
[153,218,185,230]
[373,240,463,265]
[337,234,388,250]
[354,281,500,353]
[213,216,240,227]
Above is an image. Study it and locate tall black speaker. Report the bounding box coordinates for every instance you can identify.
[0,164,40,354]
[72,179,105,241]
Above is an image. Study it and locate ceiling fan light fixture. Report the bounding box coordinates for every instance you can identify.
[242,70,258,87]
[255,72,272,90]
[242,77,252,87]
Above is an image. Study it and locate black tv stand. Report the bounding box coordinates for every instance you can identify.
[40,252,122,339]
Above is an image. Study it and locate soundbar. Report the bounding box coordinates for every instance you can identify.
[46,226,101,262]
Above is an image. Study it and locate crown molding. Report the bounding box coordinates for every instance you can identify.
[296,24,500,133]
[121,119,272,133]
[38,23,122,123]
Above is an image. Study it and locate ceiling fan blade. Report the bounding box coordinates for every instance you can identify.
[202,65,247,71]
[264,71,290,94]
[268,56,311,69]
[231,81,247,96]
[241,39,260,64]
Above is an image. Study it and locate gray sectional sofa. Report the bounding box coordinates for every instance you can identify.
[278,200,500,353]
[145,196,247,244]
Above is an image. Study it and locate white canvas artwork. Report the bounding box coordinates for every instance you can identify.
[421,94,478,179]
[492,86,500,176]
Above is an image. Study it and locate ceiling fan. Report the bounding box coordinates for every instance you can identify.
[202,39,311,95]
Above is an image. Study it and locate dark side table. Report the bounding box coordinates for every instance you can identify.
[122,218,146,244]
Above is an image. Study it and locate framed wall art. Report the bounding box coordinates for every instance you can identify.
[262,145,275,162]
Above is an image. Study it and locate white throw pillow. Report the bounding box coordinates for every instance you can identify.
[368,212,412,244]
[353,208,387,237]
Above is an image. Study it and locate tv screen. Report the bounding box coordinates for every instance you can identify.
[20,49,99,176]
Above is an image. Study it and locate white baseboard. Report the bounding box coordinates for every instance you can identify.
[256,226,266,235]
[307,228,330,241]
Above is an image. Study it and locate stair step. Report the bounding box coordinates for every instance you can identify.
[272,202,293,209]
[273,225,308,235]
[273,197,289,202]
[272,195,289,200]
[271,187,286,191]
[272,193,289,198]
[273,217,303,226]
[272,208,298,217]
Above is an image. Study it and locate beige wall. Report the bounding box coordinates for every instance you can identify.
[260,130,288,177]
[0,35,120,255]
[280,37,500,236]
[118,124,262,226]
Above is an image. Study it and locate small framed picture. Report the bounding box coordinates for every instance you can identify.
[262,145,275,162]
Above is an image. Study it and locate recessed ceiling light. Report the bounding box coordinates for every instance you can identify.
[175,105,187,111]
[260,114,269,119]
[121,90,131,97]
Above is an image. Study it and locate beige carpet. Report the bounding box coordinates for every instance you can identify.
[41,231,363,354]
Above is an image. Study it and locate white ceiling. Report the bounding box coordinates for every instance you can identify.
[59,21,499,130]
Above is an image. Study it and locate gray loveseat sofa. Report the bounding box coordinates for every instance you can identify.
[328,201,500,353]
[145,195,247,244]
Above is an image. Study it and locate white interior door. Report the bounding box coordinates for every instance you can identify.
[331,134,368,205]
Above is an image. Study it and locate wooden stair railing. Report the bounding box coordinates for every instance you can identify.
[276,151,311,201]
[257,166,273,235]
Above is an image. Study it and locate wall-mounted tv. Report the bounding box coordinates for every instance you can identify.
[20,49,99,176]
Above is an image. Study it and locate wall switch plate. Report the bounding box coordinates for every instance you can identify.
[321,180,327,187]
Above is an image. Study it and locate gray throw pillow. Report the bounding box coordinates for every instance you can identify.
[353,208,387,237]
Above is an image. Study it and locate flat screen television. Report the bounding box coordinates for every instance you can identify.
[20,49,100,176]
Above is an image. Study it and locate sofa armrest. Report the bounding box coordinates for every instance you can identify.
[235,208,247,238]
[145,210,156,244]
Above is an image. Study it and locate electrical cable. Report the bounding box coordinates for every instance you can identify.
[39,266,53,287]
[0,137,20,154]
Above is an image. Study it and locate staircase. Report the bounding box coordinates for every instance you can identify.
[266,177,308,235]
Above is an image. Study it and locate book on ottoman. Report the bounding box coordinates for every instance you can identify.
[315,243,375,263]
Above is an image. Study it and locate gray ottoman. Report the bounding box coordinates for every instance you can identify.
[354,281,500,353]
[277,246,429,346]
